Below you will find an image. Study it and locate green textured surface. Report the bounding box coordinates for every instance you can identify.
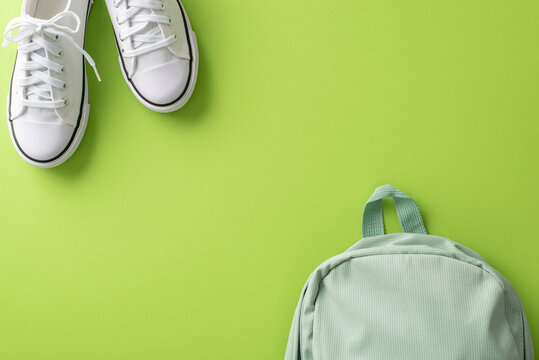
[0,0,537,359]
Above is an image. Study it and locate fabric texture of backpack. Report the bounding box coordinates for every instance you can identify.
[285,185,534,360]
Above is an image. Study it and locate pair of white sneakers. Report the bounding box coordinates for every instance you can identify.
[4,0,199,168]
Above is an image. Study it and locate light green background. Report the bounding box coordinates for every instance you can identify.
[0,0,537,359]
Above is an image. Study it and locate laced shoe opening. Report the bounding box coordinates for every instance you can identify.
[28,0,69,20]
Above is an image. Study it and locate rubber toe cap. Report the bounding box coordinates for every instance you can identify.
[131,59,191,105]
[11,121,75,162]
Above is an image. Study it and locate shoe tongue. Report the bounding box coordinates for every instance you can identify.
[19,1,70,104]
[24,0,69,20]
[132,7,165,49]
[131,8,174,75]
[24,47,54,103]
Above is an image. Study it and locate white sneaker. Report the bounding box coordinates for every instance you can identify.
[105,0,198,113]
[4,0,99,168]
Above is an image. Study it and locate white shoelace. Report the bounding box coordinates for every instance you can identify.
[3,11,100,109]
[113,0,177,58]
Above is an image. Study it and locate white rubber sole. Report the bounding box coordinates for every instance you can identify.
[7,80,90,169]
[117,1,199,113]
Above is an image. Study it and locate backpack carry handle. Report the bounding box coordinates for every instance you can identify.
[362,185,427,238]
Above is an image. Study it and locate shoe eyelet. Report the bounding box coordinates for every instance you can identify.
[63,98,69,106]
[116,15,122,25]
[161,2,166,10]
[168,17,173,25]
[114,1,120,8]
[57,50,63,57]
[173,32,177,40]
[62,82,67,90]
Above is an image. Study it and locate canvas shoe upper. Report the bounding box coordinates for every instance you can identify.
[4,0,99,168]
[105,0,198,112]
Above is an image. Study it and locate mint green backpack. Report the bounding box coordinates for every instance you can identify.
[285,185,534,360]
